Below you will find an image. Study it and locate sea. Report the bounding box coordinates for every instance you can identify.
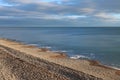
[0,27,120,68]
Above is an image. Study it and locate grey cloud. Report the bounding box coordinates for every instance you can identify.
[0,0,120,27]
[93,0,120,13]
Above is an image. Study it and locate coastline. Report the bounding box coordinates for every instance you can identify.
[0,38,120,80]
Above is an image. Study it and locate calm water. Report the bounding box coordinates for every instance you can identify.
[0,27,120,68]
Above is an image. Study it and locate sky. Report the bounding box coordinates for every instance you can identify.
[0,0,120,27]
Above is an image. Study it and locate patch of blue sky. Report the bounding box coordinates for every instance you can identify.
[40,0,75,5]
[0,0,13,6]
[41,0,64,4]
[112,14,120,19]
[42,0,61,2]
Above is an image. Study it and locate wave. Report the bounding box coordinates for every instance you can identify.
[52,50,68,53]
[41,46,52,49]
[111,66,120,70]
[28,44,38,46]
[70,55,90,59]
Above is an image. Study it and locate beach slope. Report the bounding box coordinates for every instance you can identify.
[0,39,120,80]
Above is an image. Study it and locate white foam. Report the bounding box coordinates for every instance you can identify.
[70,55,89,59]
[29,44,38,46]
[110,66,120,70]
[52,50,67,53]
[42,46,52,49]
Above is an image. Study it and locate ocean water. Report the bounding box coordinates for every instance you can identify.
[0,27,120,68]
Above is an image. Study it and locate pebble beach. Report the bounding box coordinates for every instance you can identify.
[0,38,120,80]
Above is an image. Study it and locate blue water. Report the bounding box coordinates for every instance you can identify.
[0,27,120,68]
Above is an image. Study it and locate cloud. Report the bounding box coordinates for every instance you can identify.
[39,15,86,20]
[0,0,120,27]
[93,0,120,13]
[94,12,120,22]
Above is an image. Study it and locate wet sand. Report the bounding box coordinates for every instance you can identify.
[0,38,120,80]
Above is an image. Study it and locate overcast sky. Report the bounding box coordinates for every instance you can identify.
[0,0,120,27]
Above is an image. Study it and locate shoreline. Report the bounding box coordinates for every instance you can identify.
[2,38,120,70]
[0,38,120,80]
